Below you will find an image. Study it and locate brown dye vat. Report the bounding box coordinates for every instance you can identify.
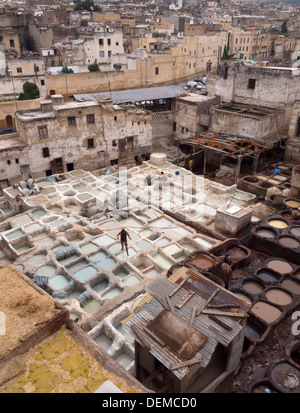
[243,176,259,183]
[242,280,264,295]
[265,288,293,306]
[281,211,294,220]
[291,349,300,367]
[226,246,247,259]
[269,361,300,393]
[267,259,293,274]
[293,272,300,280]
[190,254,215,270]
[291,227,300,237]
[279,236,300,249]
[281,278,300,295]
[251,301,282,324]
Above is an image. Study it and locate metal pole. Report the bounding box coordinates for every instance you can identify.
[141,57,143,88]
[8,70,18,110]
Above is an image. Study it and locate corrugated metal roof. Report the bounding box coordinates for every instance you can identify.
[123,270,249,380]
[73,85,187,105]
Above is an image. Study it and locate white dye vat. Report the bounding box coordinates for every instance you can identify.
[35,265,56,277]
[194,236,215,249]
[13,214,32,225]
[94,334,113,351]
[73,266,98,282]
[152,253,174,269]
[32,209,47,218]
[67,260,89,274]
[32,232,54,247]
[155,238,170,247]
[76,193,94,202]
[23,223,43,234]
[23,253,47,266]
[96,257,116,270]
[142,267,160,278]
[49,275,70,289]
[81,299,101,313]
[119,217,143,230]
[92,279,109,293]
[80,243,99,254]
[5,229,24,240]
[94,234,115,246]
[136,239,153,251]
[108,243,122,255]
[162,244,182,256]
[115,353,133,370]
[102,287,123,300]
[116,248,136,260]
[123,275,140,287]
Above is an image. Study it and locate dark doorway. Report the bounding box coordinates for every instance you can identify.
[6,115,13,128]
[66,162,74,171]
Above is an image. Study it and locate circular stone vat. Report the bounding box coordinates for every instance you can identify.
[281,277,300,295]
[256,227,277,239]
[190,254,215,270]
[290,342,300,367]
[259,182,272,188]
[270,362,300,393]
[279,236,300,249]
[268,219,288,229]
[284,199,300,209]
[267,259,293,274]
[35,264,56,277]
[290,227,300,237]
[265,288,293,306]
[251,301,282,324]
[242,280,264,295]
[231,290,253,305]
[256,268,281,283]
[281,210,294,220]
[226,246,248,259]
[248,379,278,393]
[244,315,267,340]
[243,176,259,183]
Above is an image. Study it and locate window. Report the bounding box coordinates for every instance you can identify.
[235,39,238,44]
[9,39,15,47]
[108,51,111,57]
[68,116,76,126]
[155,67,159,75]
[41,79,45,85]
[38,125,48,139]
[248,78,256,89]
[17,67,22,73]
[173,122,177,131]
[87,138,94,149]
[87,114,95,124]
[114,116,117,121]
[116,42,119,46]
[34,65,39,72]
[112,140,117,146]
[42,147,50,158]
[7,160,11,165]
[107,39,111,45]
[99,51,105,57]
[15,159,19,164]
[99,39,104,45]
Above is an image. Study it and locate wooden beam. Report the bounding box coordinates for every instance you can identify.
[202,309,247,317]
[169,356,202,370]
[131,324,151,350]
[175,291,194,309]
[169,276,189,297]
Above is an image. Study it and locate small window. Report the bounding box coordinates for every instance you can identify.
[15,159,19,164]
[87,114,95,124]
[248,78,256,89]
[42,147,50,158]
[41,79,45,85]
[38,125,48,139]
[173,122,177,132]
[7,160,11,165]
[68,116,76,126]
[17,67,22,73]
[9,39,15,47]
[99,39,104,45]
[99,51,105,57]
[116,42,119,46]
[107,39,111,45]
[87,138,94,149]
[112,140,117,147]
[34,65,39,72]
[155,67,159,75]
[114,116,117,121]
[108,51,111,57]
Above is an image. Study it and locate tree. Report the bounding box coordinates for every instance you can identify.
[281,20,288,35]
[221,33,235,60]
[61,66,74,74]
[88,62,101,72]
[18,81,39,101]
[74,0,101,12]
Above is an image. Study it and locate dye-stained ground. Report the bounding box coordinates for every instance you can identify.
[0,326,141,393]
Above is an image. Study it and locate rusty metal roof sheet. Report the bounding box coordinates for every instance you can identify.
[123,268,250,379]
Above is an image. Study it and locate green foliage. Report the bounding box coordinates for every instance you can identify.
[74,0,101,12]
[281,20,288,35]
[221,32,235,60]
[18,81,39,101]
[61,66,74,74]
[88,62,101,72]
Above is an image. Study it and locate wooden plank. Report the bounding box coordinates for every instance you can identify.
[202,309,247,318]
[131,324,151,350]
[190,306,197,327]
[166,294,174,313]
[197,288,220,316]
[208,315,232,331]
[143,326,166,347]
[151,293,169,310]
[169,356,202,370]
[169,276,189,297]
[175,291,194,309]
[207,304,240,309]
